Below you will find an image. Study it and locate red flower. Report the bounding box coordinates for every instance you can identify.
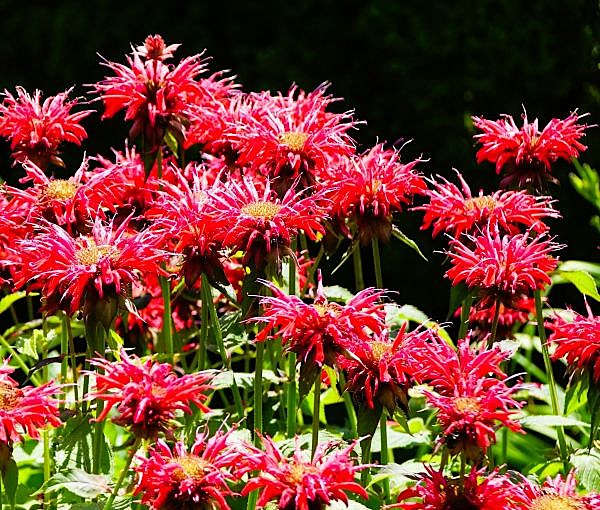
[133,34,181,61]
[410,338,524,459]
[464,295,535,341]
[417,170,559,238]
[509,470,600,510]
[445,229,559,309]
[255,275,386,368]
[472,110,590,189]
[12,216,165,324]
[395,465,524,510]
[92,39,206,148]
[326,144,426,245]
[0,359,61,445]
[547,306,600,383]
[0,86,91,169]
[339,325,432,412]
[206,177,327,270]
[134,427,244,509]
[87,350,213,439]
[228,84,357,193]
[241,435,368,510]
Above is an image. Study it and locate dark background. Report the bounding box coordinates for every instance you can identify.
[1,0,599,322]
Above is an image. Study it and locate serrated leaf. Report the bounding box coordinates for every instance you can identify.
[42,469,111,498]
[328,500,371,510]
[520,415,589,428]
[0,291,27,316]
[368,460,427,490]
[322,286,354,303]
[559,260,600,279]
[570,449,600,491]
[212,370,281,390]
[555,270,600,301]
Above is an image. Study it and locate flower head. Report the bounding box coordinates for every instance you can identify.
[0,86,91,169]
[134,427,244,509]
[326,144,426,245]
[241,435,368,510]
[87,350,213,439]
[410,338,524,460]
[133,34,181,61]
[547,306,600,383]
[472,110,591,189]
[417,170,559,238]
[445,229,559,309]
[0,359,61,445]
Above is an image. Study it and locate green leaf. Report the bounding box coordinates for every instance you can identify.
[447,282,470,321]
[164,130,179,155]
[328,500,372,510]
[3,457,18,509]
[0,291,27,316]
[212,370,281,390]
[570,449,600,492]
[41,469,111,499]
[520,415,589,428]
[370,426,430,452]
[554,270,600,301]
[391,226,428,261]
[321,286,354,303]
[107,329,123,351]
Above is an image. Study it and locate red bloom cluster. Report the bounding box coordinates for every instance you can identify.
[241,435,367,510]
[0,86,91,168]
[134,427,243,509]
[473,110,590,189]
[87,350,213,439]
[0,360,61,445]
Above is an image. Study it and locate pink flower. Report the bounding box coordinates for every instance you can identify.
[87,350,213,439]
[0,359,61,445]
[417,170,559,238]
[410,338,524,459]
[133,34,181,61]
[0,86,91,169]
[134,427,244,509]
[547,306,600,383]
[445,229,559,309]
[326,144,426,245]
[472,110,590,189]
[241,435,368,510]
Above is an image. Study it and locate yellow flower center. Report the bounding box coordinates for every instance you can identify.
[288,461,318,484]
[531,494,583,510]
[369,179,383,194]
[464,195,497,211]
[313,303,342,317]
[370,341,391,362]
[0,382,23,411]
[454,396,481,414]
[241,201,282,220]
[173,455,209,482]
[75,238,120,266]
[42,179,78,201]
[278,131,309,152]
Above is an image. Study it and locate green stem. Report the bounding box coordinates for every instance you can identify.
[311,372,322,459]
[160,276,173,362]
[91,323,106,475]
[458,293,473,340]
[253,342,264,445]
[286,352,297,437]
[372,238,383,289]
[60,313,69,408]
[534,289,569,472]
[201,275,244,422]
[353,246,365,292]
[501,427,508,466]
[338,371,357,438]
[379,412,390,503]
[487,297,502,348]
[0,334,40,386]
[102,438,141,510]
[66,316,80,409]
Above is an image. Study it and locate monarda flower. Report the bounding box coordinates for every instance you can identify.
[417,170,559,238]
[472,110,590,189]
[92,36,206,149]
[339,325,432,413]
[241,435,368,510]
[134,427,244,510]
[206,177,327,271]
[87,350,213,439]
[228,84,357,194]
[254,276,386,390]
[326,143,426,245]
[133,34,181,61]
[445,228,559,310]
[12,216,165,327]
[0,86,91,169]
[395,465,524,510]
[510,470,600,510]
[409,338,524,461]
[547,307,600,383]
[464,295,535,341]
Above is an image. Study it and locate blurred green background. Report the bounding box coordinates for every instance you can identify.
[1,0,599,321]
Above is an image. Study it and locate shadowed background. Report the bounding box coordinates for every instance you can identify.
[1,0,599,321]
